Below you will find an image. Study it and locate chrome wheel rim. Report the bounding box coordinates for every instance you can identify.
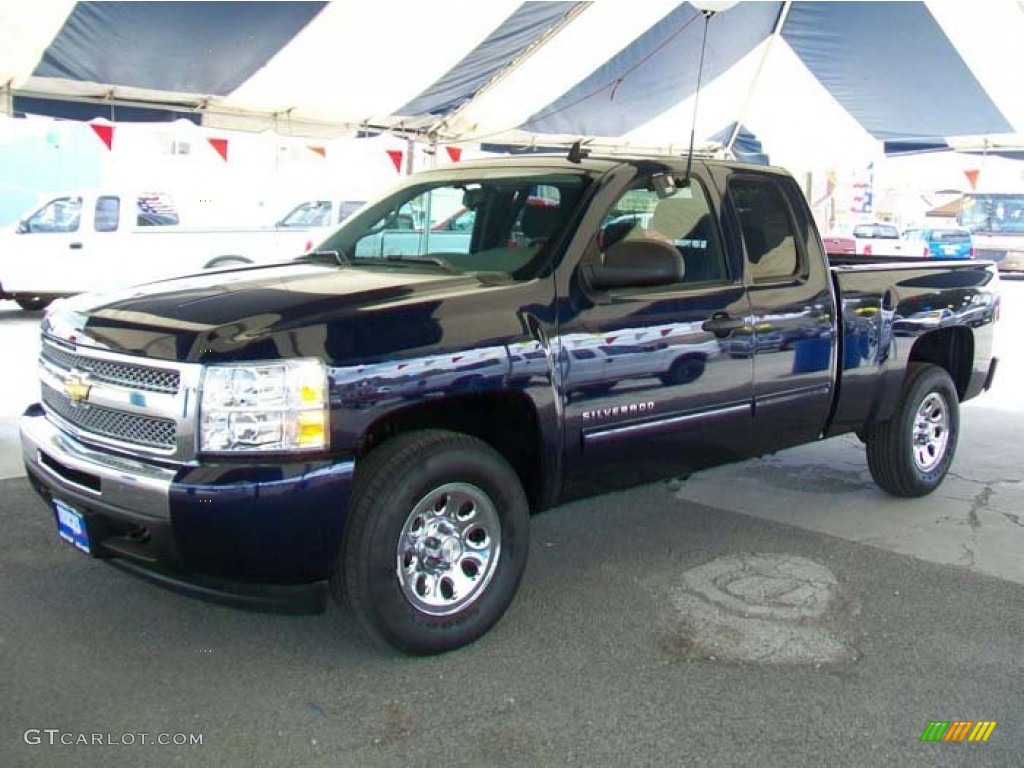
[912,392,949,472]
[396,482,502,616]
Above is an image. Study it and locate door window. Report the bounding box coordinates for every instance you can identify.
[730,178,803,282]
[595,177,727,287]
[279,200,333,227]
[25,197,82,233]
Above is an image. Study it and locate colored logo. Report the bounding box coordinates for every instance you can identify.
[920,721,997,743]
[64,372,92,405]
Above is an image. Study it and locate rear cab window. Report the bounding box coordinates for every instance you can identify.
[729,177,805,283]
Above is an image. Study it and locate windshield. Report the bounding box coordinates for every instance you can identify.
[959,193,1024,235]
[930,229,971,243]
[852,223,899,239]
[316,169,589,280]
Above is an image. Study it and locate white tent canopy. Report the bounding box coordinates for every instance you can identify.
[1,1,1021,167]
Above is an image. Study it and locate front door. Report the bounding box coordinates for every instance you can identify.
[559,170,754,496]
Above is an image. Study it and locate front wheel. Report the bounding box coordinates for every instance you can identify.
[334,430,529,655]
[865,363,959,497]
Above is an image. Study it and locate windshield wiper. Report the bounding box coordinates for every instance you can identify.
[297,249,350,267]
[382,254,461,274]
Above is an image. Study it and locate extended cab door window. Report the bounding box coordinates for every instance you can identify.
[94,196,120,232]
[730,178,805,283]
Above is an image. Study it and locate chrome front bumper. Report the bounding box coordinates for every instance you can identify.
[20,404,177,519]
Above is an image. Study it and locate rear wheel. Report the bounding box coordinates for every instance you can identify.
[661,355,706,386]
[866,363,959,497]
[15,296,52,311]
[334,430,529,655]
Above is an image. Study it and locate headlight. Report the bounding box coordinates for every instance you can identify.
[200,359,328,452]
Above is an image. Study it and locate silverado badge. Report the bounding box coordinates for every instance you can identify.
[64,372,92,406]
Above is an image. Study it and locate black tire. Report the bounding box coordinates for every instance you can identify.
[15,296,51,311]
[661,355,706,386]
[334,430,529,655]
[866,363,959,497]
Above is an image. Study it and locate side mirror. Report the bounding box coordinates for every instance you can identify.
[583,239,684,290]
[16,220,29,234]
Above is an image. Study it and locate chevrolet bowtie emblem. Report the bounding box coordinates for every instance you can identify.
[64,373,92,405]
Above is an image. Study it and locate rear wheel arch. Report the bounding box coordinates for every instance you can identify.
[908,326,973,400]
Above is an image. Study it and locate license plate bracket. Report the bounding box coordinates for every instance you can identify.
[54,499,91,555]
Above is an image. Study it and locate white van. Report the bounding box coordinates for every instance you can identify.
[1,190,329,310]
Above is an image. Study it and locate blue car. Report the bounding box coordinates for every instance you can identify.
[904,226,974,259]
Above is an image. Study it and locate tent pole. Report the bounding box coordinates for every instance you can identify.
[406,137,415,175]
[728,0,792,151]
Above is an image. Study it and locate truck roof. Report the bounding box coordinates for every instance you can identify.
[412,152,794,179]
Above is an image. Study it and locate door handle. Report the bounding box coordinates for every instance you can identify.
[69,242,83,250]
[702,313,745,338]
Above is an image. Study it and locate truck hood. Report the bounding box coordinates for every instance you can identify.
[43,261,500,363]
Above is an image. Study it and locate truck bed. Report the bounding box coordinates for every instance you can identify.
[826,257,999,437]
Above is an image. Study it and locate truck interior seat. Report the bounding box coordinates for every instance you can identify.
[520,204,563,245]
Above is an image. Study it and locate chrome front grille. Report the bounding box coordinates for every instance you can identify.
[42,383,176,449]
[40,344,180,394]
[38,337,201,462]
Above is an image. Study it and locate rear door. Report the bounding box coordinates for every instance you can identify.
[723,172,837,454]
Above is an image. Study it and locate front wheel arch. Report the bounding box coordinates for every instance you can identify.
[203,255,252,269]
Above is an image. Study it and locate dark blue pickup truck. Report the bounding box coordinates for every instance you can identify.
[21,154,1000,654]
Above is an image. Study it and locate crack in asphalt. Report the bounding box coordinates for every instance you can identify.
[966,485,992,530]
[998,510,1024,528]
[959,542,976,568]
[948,471,1024,488]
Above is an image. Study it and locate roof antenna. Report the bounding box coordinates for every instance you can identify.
[683,8,717,187]
[567,139,590,164]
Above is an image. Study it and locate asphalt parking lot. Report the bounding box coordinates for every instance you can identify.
[2,280,1023,767]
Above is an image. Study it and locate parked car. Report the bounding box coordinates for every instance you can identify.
[824,221,928,257]
[903,226,974,259]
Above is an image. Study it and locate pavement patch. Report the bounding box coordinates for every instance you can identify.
[662,553,858,665]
